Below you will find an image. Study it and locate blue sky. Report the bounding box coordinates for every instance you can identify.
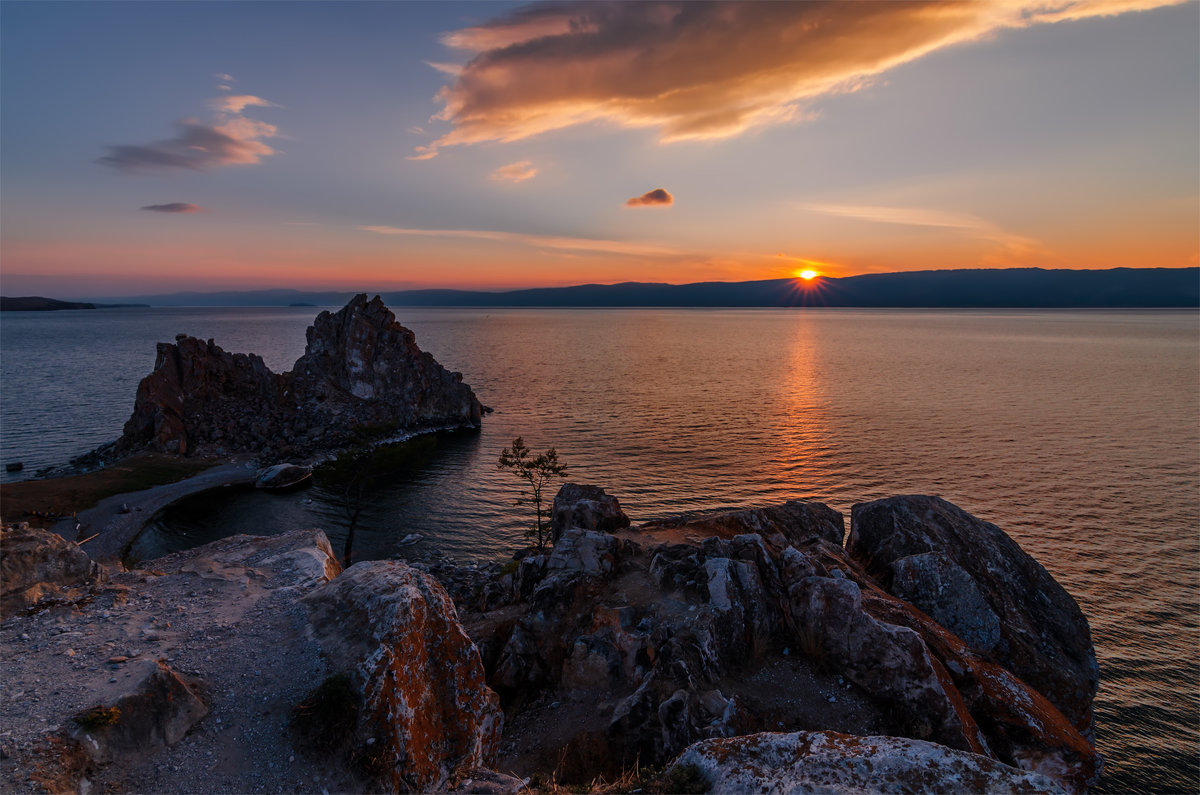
[2,0,1196,297]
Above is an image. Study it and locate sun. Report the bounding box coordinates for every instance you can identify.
[796,269,819,280]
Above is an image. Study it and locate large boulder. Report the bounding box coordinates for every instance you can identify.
[303,560,502,792]
[0,525,106,615]
[848,496,1098,735]
[551,484,630,543]
[113,295,484,459]
[671,731,1066,794]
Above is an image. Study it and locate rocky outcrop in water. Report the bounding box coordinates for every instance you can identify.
[112,295,484,460]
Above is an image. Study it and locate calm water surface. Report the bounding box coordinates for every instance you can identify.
[1,307,1196,792]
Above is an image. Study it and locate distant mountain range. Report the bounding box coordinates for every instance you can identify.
[71,267,1200,308]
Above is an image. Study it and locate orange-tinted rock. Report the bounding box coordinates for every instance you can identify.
[304,561,502,793]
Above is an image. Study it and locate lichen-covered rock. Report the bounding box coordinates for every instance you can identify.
[671,731,1067,794]
[303,560,502,792]
[891,551,1002,653]
[112,294,484,460]
[0,525,106,615]
[551,483,630,543]
[848,496,1098,735]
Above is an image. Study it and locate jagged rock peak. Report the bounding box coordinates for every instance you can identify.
[111,294,484,460]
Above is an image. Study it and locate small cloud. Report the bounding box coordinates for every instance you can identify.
[626,188,674,208]
[491,160,538,183]
[99,119,278,172]
[216,85,233,92]
[140,202,202,213]
[407,145,439,161]
[215,73,235,82]
[99,88,281,173]
[210,95,279,114]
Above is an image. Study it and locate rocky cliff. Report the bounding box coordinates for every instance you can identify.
[1,490,1103,794]
[112,295,484,459]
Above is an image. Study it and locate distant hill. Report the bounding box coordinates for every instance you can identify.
[90,267,1198,308]
[0,296,96,311]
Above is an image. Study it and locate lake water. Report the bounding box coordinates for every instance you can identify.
[1,306,1196,792]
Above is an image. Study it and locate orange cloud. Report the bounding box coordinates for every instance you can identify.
[626,188,674,207]
[420,0,1185,155]
[98,88,280,173]
[491,160,539,183]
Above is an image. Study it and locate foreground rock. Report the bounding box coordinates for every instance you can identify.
[672,731,1066,794]
[848,495,1099,736]
[70,659,208,764]
[1,523,107,615]
[449,489,1101,792]
[111,294,484,460]
[303,561,503,792]
[0,528,353,794]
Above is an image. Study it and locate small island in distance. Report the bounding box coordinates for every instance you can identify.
[0,297,149,311]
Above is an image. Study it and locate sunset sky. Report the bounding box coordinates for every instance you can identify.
[2,0,1196,297]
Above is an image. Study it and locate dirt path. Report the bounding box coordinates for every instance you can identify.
[53,463,260,563]
[0,529,361,794]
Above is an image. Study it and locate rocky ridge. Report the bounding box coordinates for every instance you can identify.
[1,488,1102,794]
[108,294,484,461]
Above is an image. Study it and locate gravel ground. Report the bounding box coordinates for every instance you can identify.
[0,530,364,794]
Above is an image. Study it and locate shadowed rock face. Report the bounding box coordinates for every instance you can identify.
[113,294,484,459]
[847,495,1099,737]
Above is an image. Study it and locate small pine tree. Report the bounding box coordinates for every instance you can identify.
[497,437,567,552]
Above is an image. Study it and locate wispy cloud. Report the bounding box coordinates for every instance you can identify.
[801,202,1041,258]
[358,225,682,258]
[98,85,281,173]
[491,160,538,183]
[626,188,674,208]
[418,0,1185,157]
[139,202,202,213]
